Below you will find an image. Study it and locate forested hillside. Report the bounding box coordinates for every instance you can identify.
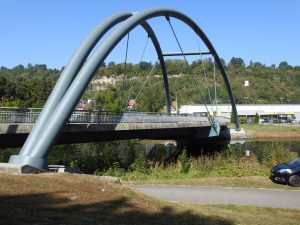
[1,57,299,111]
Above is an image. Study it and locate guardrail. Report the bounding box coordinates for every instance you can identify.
[0,107,229,124]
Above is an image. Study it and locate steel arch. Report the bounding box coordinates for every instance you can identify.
[10,12,172,168]
[9,8,240,169]
[16,11,133,157]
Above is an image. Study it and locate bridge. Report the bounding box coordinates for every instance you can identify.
[4,8,240,170]
[0,107,229,148]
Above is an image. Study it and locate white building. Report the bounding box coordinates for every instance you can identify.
[179,104,300,120]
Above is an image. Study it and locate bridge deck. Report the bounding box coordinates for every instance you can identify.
[0,108,229,148]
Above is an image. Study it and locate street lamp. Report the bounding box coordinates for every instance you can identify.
[280,97,284,104]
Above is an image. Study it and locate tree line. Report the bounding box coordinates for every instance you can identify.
[1,57,299,110]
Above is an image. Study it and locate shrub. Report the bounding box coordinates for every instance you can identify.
[239,116,247,124]
[130,153,150,174]
[178,149,191,173]
[254,113,259,124]
[262,142,297,167]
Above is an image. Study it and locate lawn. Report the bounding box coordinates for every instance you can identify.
[0,173,299,225]
[234,124,300,138]
[125,176,298,190]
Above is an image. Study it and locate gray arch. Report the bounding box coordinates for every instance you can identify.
[11,12,172,167]
[17,11,133,157]
[9,8,240,169]
[140,22,171,113]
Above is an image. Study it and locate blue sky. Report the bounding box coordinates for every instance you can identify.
[0,0,299,69]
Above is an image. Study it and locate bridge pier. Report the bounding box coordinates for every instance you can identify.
[9,155,48,170]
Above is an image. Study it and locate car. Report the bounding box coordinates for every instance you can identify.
[285,119,294,123]
[262,119,273,124]
[247,118,253,124]
[270,157,300,187]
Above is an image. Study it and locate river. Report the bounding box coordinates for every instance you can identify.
[0,138,299,172]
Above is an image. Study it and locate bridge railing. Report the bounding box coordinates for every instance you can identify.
[0,107,41,124]
[0,107,229,124]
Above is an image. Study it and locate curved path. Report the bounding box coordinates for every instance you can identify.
[131,185,300,209]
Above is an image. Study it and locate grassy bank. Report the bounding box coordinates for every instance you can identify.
[125,176,297,190]
[237,124,300,138]
[100,142,298,185]
[0,173,299,225]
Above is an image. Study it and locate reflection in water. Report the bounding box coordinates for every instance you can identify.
[229,139,300,161]
[0,139,299,172]
[140,138,300,163]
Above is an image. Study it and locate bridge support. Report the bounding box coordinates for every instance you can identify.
[9,8,240,170]
[9,155,47,170]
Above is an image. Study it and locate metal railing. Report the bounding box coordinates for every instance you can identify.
[0,107,229,125]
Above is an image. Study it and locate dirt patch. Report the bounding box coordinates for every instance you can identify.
[0,173,234,225]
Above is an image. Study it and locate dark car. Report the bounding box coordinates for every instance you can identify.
[270,157,300,187]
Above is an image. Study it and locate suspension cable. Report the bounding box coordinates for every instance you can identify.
[128,64,156,112]
[195,34,213,107]
[213,57,218,115]
[124,35,150,110]
[165,16,215,127]
[122,33,130,98]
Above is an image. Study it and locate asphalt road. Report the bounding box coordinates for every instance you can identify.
[131,185,300,209]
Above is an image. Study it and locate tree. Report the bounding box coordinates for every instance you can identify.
[139,61,152,71]
[138,82,165,112]
[278,61,293,70]
[228,57,245,68]
[219,58,227,68]
[107,61,116,67]
[255,113,259,124]
[0,76,7,97]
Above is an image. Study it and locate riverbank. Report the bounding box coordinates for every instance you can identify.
[232,124,300,138]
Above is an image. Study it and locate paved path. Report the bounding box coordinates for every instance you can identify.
[131,185,300,209]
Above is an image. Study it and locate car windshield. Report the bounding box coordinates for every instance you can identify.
[289,157,300,166]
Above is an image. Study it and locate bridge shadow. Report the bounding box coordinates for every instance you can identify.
[175,126,231,157]
[0,192,234,225]
[6,124,19,133]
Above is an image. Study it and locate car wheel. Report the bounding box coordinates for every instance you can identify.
[288,175,300,187]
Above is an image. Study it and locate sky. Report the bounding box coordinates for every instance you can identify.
[0,0,299,69]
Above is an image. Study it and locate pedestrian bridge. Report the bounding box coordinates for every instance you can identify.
[0,107,229,148]
[5,8,240,170]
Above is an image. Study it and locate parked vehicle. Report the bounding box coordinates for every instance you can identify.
[262,119,273,124]
[270,157,300,187]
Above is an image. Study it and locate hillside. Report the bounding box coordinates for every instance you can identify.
[1,59,300,111]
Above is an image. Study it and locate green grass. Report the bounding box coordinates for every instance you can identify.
[125,176,298,190]
[0,173,299,225]
[103,144,297,182]
[240,124,300,132]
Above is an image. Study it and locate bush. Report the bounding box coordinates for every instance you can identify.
[239,116,247,124]
[130,153,150,174]
[262,142,297,167]
[178,149,191,173]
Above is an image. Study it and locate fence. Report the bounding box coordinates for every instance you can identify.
[0,107,228,125]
